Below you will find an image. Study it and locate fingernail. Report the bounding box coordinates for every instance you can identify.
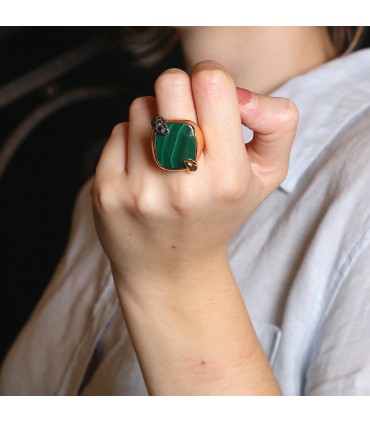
[236,87,257,110]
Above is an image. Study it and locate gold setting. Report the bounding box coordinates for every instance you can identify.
[151,119,204,172]
[183,159,198,172]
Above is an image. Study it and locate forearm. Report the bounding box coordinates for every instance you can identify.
[114,253,282,396]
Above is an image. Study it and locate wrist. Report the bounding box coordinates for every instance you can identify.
[112,248,281,395]
[112,250,280,395]
[111,246,230,304]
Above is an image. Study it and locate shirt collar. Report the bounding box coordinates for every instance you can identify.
[262,48,370,194]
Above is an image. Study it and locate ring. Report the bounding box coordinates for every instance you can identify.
[151,116,204,172]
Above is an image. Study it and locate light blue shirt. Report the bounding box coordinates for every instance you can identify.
[1,49,370,395]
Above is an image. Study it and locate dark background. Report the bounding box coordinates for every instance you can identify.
[1,27,369,363]
[0,27,184,361]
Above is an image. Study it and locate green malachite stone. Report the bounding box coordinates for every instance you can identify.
[154,122,196,170]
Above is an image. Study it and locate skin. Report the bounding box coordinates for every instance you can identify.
[91,27,334,395]
[179,27,335,93]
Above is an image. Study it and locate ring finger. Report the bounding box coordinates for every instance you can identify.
[127,68,199,179]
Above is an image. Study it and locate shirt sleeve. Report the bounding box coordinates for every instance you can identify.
[304,235,370,395]
[0,178,115,395]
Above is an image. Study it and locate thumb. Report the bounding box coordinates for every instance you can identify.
[236,87,299,189]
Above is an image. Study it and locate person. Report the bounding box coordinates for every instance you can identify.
[1,26,370,395]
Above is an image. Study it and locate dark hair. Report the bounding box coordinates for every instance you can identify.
[327,26,366,55]
[120,27,178,67]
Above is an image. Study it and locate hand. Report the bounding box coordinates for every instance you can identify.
[91,60,298,293]
[91,60,297,394]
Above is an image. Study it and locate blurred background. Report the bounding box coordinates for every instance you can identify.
[0,27,184,361]
[1,27,369,363]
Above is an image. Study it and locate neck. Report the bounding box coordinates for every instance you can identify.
[178,27,335,94]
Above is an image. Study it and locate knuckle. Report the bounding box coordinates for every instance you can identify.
[129,96,154,117]
[134,190,162,219]
[169,184,199,217]
[193,66,232,92]
[110,122,128,138]
[221,184,247,204]
[276,98,299,128]
[155,68,190,93]
[92,179,121,212]
[214,171,247,203]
